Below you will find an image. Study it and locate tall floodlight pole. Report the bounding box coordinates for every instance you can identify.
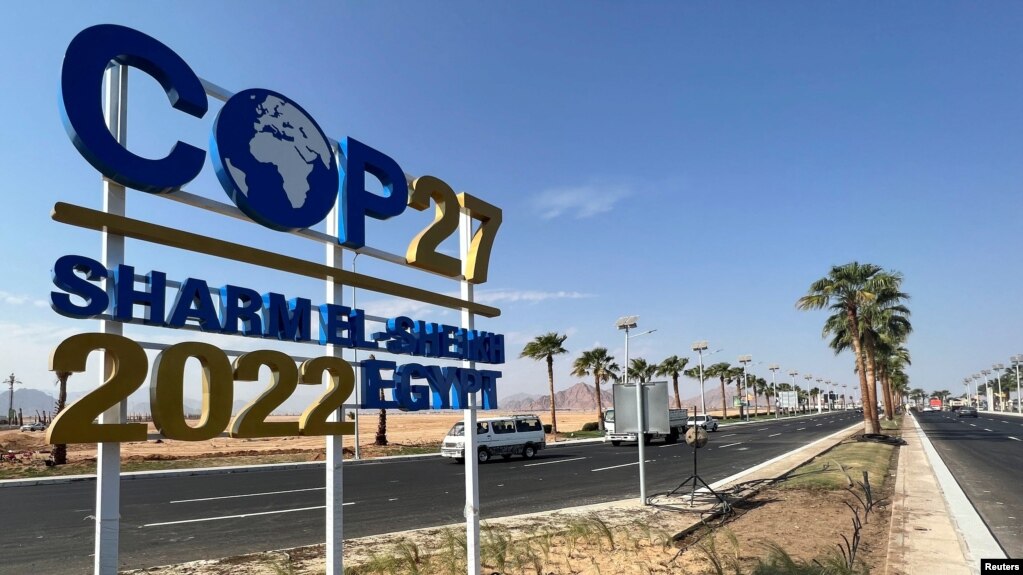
[982,369,992,411]
[769,365,780,418]
[788,370,798,416]
[692,341,709,416]
[816,377,825,411]
[972,374,981,408]
[963,378,970,407]
[1012,356,1022,413]
[992,364,1005,411]
[804,374,815,413]
[738,355,752,421]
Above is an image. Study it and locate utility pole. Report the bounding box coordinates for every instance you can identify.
[5,373,22,424]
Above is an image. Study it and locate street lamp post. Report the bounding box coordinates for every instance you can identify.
[788,370,798,416]
[692,341,709,416]
[993,364,1005,412]
[804,374,815,413]
[1012,355,1022,414]
[981,369,992,411]
[617,316,655,505]
[816,377,825,411]
[769,365,780,418]
[738,355,752,421]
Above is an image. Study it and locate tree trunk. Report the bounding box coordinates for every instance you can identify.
[594,375,604,431]
[672,375,681,410]
[846,306,878,434]
[720,377,728,418]
[52,371,70,465]
[863,346,881,432]
[880,367,895,421]
[547,355,558,439]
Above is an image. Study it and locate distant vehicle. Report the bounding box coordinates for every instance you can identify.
[929,398,942,410]
[604,407,688,446]
[956,406,978,418]
[440,415,545,463]
[20,422,46,432]
[686,414,719,432]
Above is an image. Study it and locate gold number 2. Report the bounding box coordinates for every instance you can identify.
[46,333,149,444]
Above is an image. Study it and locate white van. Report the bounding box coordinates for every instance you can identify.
[440,415,546,463]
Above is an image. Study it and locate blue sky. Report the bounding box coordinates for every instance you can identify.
[2,2,1022,408]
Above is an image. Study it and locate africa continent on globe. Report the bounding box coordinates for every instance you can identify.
[212,88,339,231]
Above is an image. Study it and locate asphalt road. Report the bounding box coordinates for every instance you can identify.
[3,411,860,573]
[914,410,1023,558]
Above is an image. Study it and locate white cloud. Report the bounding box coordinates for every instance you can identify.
[475,289,593,305]
[0,290,48,308]
[533,184,630,220]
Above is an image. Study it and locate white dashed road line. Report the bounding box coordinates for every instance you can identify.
[523,457,587,467]
[718,442,743,449]
[170,487,324,504]
[143,504,350,528]
[1009,437,1021,441]
[591,460,653,472]
[796,427,806,431]
[768,433,781,437]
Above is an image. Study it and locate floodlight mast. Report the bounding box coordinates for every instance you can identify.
[768,365,780,418]
[692,341,709,416]
[617,315,654,505]
[738,355,752,420]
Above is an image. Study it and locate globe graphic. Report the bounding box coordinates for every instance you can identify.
[211,89,338,231]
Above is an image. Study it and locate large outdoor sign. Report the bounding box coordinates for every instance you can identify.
[46,24,505,445]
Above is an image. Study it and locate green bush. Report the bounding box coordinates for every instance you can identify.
[581,422,599,432]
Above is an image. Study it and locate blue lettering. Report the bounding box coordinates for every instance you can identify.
[167,278,221,331]
[263,294,311,341]
[337,137,408,248]
[361,359,398,409]
[394,363,431,410]
[112,265,166,326]
[50,255,109,319]
[220,285,263,336]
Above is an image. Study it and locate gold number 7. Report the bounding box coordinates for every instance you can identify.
[457,192,502,284]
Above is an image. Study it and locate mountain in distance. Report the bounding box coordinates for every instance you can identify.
[7,388,59,415]
[501,382,613,412]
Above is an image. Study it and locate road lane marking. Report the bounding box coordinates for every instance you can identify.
[592,460,653,472]
[768,433,781,437]
[170,487,324,504]
[143,504,352,527]
[984,429,993,432]
[758,428,769,431]
[970,424,977,427]
[721,434,737,437]
[1009,437,1020,441]
[523,457,586,467]
[816,424,822,427]
[796,427,806,431]
[718,442,743,448]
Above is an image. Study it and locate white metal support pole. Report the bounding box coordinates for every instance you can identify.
[324,202,345,575]
[351,254,361,460]
[629,329,647,504]
[741,365,749,421]
[769,367,778,419]
[95,63,127,575]
[460,210,481,575]
[1015,360,1021,414]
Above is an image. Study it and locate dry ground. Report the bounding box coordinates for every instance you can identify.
[0,411,598,476]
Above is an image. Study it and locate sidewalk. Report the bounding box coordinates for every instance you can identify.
[885,415,975,574]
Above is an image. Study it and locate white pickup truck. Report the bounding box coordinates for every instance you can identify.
[604,407,688,446]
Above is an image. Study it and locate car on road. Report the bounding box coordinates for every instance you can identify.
[956,406,978,418]
[20,422,46,432]
[440,414,546,463]
[686,415,719,432]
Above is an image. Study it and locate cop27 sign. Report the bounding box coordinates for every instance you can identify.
[46,24,504,445]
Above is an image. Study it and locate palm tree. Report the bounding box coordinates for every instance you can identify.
[628,358,657,383]
[520,333,569,437]
[753,377,768,416]
[798,262,904,434]
[704,362,732,418]
[656,355,690,409]
[571,347,618,430]
[368,354,387,446]
[52,370,72,465]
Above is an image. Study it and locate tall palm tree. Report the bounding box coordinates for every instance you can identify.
[704,362,732,418]
[369,354,387,446]
[656,355,690,409]
[798,262,903,434]
[628,358,657,383]
[753,377,768,416]
[571,347,618,430]
[520,333,569,437]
